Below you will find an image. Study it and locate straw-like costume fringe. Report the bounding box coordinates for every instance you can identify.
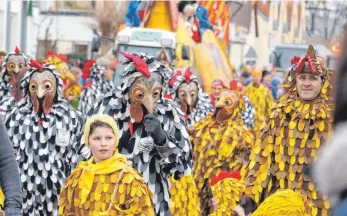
[243,84,274,130]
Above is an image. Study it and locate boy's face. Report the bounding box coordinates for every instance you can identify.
[89,126,116,163]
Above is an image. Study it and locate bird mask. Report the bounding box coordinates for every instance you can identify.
[120,52,165,123]
[213,90,241,123]
[2,46,28,85]
[178,81,198,115]
[28,60,57,115]
[169,67,198,115]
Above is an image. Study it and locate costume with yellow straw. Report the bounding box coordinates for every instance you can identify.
[238,45,333,216]
[189,90,255,215]
[59,114,154,215]
[243,69,274,131]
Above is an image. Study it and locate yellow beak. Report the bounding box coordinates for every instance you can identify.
[37,85,45,98]
[142,96,155,114]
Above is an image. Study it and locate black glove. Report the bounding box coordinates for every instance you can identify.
[144,114,166,144]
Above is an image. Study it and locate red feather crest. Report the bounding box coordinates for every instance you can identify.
[120,51,150,77]
[82,59,96,79]
[210,170,241,186]
[291,56,301,65]
[184,67,192,84]
[29,59,44,72]
[14,46,21,54]
[169,70,182,87]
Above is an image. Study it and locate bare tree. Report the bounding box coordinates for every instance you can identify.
[35,14,59,59]
[306,1,347,40]
[94,1,129,55]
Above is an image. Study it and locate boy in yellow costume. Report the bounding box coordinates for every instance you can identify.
[59,114,154,215]
[234,45,333,216]
[243,69,273,130]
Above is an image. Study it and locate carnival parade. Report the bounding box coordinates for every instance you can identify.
[0,0,346,215]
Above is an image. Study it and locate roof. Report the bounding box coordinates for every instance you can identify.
[245,46,257,58]
[256,1,271,18]
[229,2,253,30]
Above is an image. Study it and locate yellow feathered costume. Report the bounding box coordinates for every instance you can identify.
[243,70,274,131]
[169,174,200,216]
[58,115,154,216]
[209,174,245,216]
[191,90,255,215]
[241,45,333,216]
[251,189,311,216]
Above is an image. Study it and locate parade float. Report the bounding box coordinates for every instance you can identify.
[114,0,232,92]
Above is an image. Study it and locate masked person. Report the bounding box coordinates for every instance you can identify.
[234,45,333,216]
[167,67,214,126]
[191,90,255,215]
[79,52,192,216]
[79,56,116,115]
[4,60,83,215]
[59,114,154,215]
[243,69,274,131]
[0,47,28,102]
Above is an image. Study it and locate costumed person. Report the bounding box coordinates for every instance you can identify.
[167,67,214,125]
[209,171,244,216]
[210,79,227,105]
[45,50,76,94]
[0,46,28,102]
[229,80,255,129]
[190,89,255,215]
[78,56,116,115]
[243,69,274,131]
[248,189,311,216]
[4,60,83,215]
[233,45,333,216]
[0,67,27,118]
[313,35,347,216]
[0,117,22,215]
[156,48,171,69]
[80,51,192,216]
[0,50,6,74]
[63,66,82,110]
[59,114,154,215]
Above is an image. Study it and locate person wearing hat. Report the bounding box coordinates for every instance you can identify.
[234,45,333,216]
[59,114,154,215]
[243,69,274,131]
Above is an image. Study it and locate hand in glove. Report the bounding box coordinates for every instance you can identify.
[144,114,166,144]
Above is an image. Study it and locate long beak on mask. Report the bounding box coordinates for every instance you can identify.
[37,86,45,98]
[185,94,192,106]
[142,96,155,114]
[65,71,76,82]
[14,65,20,74]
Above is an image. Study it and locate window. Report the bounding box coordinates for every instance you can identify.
[73,44,88,58]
